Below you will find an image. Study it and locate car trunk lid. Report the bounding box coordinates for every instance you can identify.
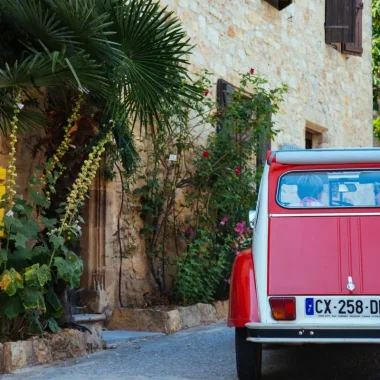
[268,216,380,295]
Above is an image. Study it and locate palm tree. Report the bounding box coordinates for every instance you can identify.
[0,0,199,129]
[0,0,201,328]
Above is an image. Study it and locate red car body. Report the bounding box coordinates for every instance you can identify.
[228,148,380,380]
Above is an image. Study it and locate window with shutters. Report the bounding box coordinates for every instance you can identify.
[325,0,363,56]
[325,0,356,44]
[342,0,363,55]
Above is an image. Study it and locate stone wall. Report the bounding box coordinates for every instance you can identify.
[161,0,373,149]
[80,174,156,310]
[0,327,103,374]
[81,0,374,310]
[108,300,229,334]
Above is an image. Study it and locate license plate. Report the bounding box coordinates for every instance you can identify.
[305,298,380,317]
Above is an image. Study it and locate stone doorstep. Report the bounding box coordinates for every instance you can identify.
[73,313,106,330]
[0,326,104,375]
[107,300,229,335]
[73,313,106,323]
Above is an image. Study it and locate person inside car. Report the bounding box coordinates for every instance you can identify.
[296,174,324,207]
[374,182,380,206]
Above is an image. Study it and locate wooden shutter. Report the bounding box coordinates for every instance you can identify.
[216,79,234,132]
[264,0,292,11]
[342,0,363,55]
[216,79,234,108]
[325,0,356,44]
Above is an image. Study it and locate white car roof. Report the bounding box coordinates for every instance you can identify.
[269,148,380,165]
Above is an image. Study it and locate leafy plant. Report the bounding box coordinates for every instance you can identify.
[0,0,201,135]
[134,70,287,304]
[373,0,380,112]
[0,0,204,326]
[175,228,231,305]
[0,95,112,340]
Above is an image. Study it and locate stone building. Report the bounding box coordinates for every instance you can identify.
[79,0,374,312]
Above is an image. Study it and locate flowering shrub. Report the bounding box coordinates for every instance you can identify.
[174,71,287,302]
[175,228,232,305]
[135,70,287,305]
[0,95,113,339]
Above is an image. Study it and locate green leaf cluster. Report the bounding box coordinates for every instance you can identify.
[175,229,231,305]
[0,0,202,135]
[373,0,380,111]
[134,71,287,304]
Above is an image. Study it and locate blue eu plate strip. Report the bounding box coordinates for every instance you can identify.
[305,298,314,316]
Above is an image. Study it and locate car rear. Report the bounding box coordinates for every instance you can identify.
[249,155,380,343]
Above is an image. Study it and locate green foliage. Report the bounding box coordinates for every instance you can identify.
[24,264,51,288]
[0,0,202,137]
[22,288,46,312]
[175,229,231,305]
[375,117,380,142]
[46,317,61,333]
[135,71,287,304]
[373,0,380,111]
[0,268,24,296]
[54,253,83,289]
[373,1,380,137]
[0,0,202,338]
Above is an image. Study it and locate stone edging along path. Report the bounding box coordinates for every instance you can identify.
[107,300,229,334]
[0,300,229,374]
[0,326,103,374]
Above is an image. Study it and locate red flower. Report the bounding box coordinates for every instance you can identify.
[204,89,209,96]
[203,151,210,158]
[235,166,242,175]
[250,68,255,75]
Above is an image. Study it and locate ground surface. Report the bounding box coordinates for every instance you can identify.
[4,322,380,380]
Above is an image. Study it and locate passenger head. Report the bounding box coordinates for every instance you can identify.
[297,175,324,201]
[374,182,380,205]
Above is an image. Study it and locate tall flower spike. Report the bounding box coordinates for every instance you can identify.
[43,95,84,198]
[57,128,114,236]
[6,93,23,211]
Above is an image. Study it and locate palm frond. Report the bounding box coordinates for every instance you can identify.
[100,0,202,130]
[1,0,76,50]
[0,51,109,97]
[43,0,121,60]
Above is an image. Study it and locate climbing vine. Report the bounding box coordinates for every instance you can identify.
[134,70,287,304]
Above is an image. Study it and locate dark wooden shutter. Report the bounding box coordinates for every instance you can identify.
[216,79,234,108]
[342,0,363,55]
[325,0,356,44]
[216,79,234,132]
[264,0,292,11]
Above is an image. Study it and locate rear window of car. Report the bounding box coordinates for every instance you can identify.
[277,170,380,208]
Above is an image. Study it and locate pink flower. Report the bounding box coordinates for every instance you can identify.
[187,228,195,236]
[245,227,251,233]
[204,89,209,96]
[220,216,228,226]
[235,250,240,256]
[250,68,255,75]
[224,278,231,284]
[203,151,210,158]
[235,166,241,175]
[234,221,246,236]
